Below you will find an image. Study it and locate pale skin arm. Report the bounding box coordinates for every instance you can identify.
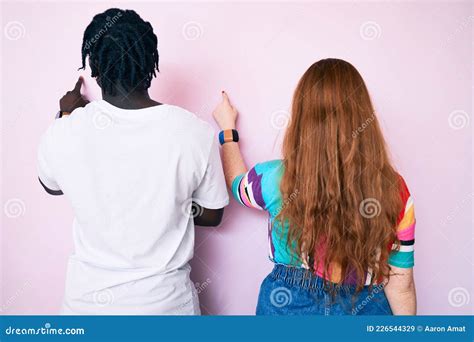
[384,266,417,315]
[212,91,247,189]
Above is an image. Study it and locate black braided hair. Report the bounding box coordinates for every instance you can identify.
[80,8,159,96]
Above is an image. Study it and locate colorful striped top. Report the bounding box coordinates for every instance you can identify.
[231,159,416,285]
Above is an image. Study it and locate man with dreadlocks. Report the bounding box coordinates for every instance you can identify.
[37,8,228,314]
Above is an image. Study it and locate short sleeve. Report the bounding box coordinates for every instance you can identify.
[37,127,61,191]
[192,138,229,209]
[231,160,283,212]
[388,179,415,268]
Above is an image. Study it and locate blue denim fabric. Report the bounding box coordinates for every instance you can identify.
[256,264,392,315]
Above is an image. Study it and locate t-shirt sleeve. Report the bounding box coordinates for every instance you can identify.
[231,160,282,212]
[192,138,229,209]
[388,178,415,268]
[37,126,61,191]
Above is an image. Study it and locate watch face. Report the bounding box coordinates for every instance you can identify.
[55,111,62,119]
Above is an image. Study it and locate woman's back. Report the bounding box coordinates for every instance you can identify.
[231,159,415,286]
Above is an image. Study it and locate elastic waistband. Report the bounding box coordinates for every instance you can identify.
[270,264,356,292]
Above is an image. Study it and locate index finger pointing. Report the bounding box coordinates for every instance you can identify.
[73,76,84,93]
[221,90,231,104]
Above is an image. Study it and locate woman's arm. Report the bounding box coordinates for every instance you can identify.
[383,266,417,315]
[221,143,247,189]
[212,91,247,189]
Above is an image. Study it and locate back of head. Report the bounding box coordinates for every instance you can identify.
[80,8,159,96]
[279,58,403,289]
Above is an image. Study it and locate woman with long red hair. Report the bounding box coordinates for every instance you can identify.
[212,58,416,315]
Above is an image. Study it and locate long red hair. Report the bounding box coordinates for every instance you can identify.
[278,58,403,289]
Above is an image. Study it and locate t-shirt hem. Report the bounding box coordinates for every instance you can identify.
[192,197,229,209]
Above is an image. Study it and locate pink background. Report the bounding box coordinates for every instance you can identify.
[1,1,472,315]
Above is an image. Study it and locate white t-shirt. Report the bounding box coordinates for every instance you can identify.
[37,100,229,315]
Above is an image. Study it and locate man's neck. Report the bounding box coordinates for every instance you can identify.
[102,90,161,110]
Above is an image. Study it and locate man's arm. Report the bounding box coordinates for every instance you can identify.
[193,204,224,227]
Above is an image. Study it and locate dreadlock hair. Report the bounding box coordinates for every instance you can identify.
[80,8,159,96]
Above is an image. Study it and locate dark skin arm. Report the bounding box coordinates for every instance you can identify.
[193,204,224,227]
[59,76,90,113]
